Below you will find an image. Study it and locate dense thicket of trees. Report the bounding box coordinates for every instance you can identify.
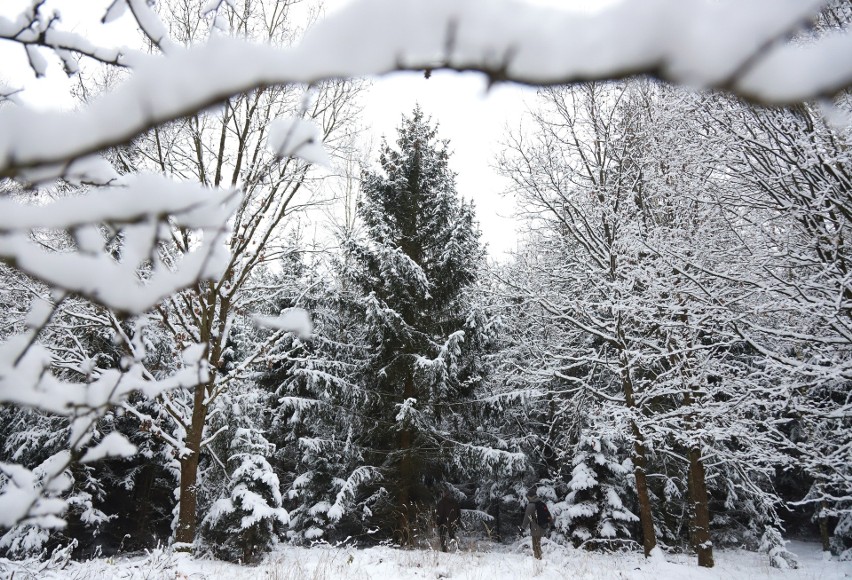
[0,0,851,570]
[494,79,851,567]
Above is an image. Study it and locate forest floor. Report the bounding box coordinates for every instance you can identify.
[2,538,851,579]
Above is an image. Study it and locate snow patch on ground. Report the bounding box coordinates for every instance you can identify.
[4,539,851,579]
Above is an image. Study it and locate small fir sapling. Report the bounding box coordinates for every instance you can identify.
[758,527,799,569]
[556,432,638,550]
[200,428,288,563]
[832,513,852,561]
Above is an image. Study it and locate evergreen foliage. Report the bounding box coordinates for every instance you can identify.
[201,428,288,564]
[557,432,638,550]
[347,107,492,541]
[254,251,374,544]
[833,514,852,560]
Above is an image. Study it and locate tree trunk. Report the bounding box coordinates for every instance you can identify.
[490,499,502,542]
[616,317,657,558]
[818,501,831,553]
[398,427,412,546]
[688,445,714,567]
[617,322,658,557]
[680,374,713,567]
[630,421,658,557]
[175,453,200,547]
[397,370,416,546]
[174,381,208,547]
[671,303,713,568]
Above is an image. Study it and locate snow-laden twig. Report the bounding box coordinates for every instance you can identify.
[1,0,849,179]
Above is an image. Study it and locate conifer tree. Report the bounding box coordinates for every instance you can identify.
[200,428,288,564]
[349,107,489,543]
[558,431,638,549]
[258,253,372,544]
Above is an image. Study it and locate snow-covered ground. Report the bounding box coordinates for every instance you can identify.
[3,539,850,580]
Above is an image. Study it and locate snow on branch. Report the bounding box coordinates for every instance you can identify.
[253,308,313,339]
[124,0,179,56]
[0,3,147,72]
[267,118,333,166]
[0,337,209,415]
[327,466,380,522]
[1,0,849,179]
[78,432,137,464]
[0,174,240,314]
[450,439,528,476]
[0,453,70,528]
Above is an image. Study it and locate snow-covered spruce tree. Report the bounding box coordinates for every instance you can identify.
[54,301,182,556]
[191,257,305,560]
[89,396,179,554]
[557,429,638,550]
[347,107,494,544]
[0,259,181,558]
[832,513,852,560]
[0,407,84,559]
[758,527,800,569]
[441,275,522,541]
[200,427,288,564]
[253,250,375,545]
[485,245,596,538]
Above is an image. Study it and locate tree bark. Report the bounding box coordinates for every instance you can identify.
[490,499,502,542]
[620,353,657,557]
[398,427,413,546]
[688,445,714,567]
[174,380,208,547]
[397,369,416,546]
[818,501,831,553]
[630,421,657,557]
[673,303,714,568]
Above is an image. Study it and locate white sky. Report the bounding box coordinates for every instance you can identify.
[0,0,612,259]
[359,71,530,258]
[323,0,617,258]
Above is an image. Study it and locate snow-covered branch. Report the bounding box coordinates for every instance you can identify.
[0,175,239,314]
[2,0,850,179]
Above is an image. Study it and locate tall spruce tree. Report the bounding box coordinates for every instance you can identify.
[349,107,488,543]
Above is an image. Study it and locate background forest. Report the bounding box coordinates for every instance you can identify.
[0,0,850,573]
